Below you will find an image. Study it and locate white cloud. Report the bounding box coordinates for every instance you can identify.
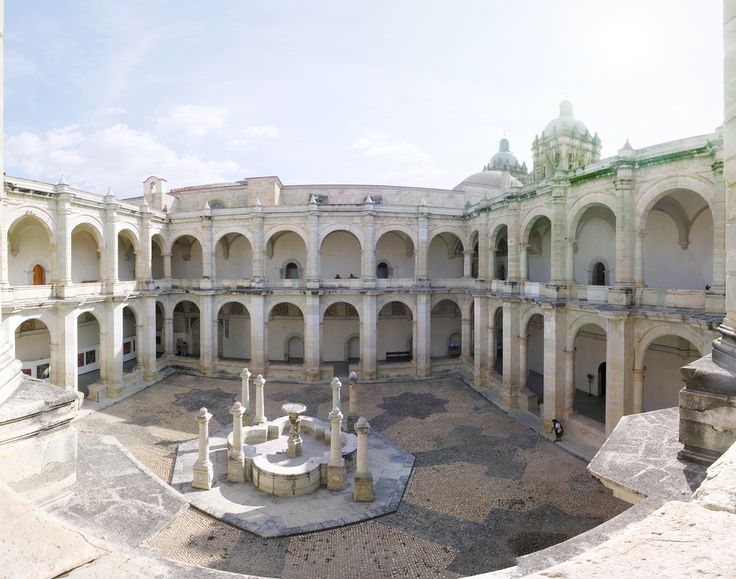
[245,125,279,138]
[6,123,240,196]
[156,104,229,138]
[351,132,443,184]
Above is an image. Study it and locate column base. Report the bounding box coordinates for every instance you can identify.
[679,353,736,465]
[305,367,320,383]
[193,460,214,490]
[417,365,430,378]
[227,456,245,483]
[106,383,124,398]
[327,463,347,490]
[353,472,374,502]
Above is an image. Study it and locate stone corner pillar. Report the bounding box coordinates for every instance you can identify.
[353,416,374,502]
[254,374,267,425]
[193,407,214,490]
[228,402,246,483]
[240,367,253,426]
[347,371,359,433]
[326,407,346,490]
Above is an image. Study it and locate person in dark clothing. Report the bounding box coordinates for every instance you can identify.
[551,418,563,442]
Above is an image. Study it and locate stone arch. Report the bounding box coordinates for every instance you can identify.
[566,194,618,241]
[374,224,417,248]
[635,325,704,370]
[520,304,544,336]
[166,230,204,254]
[8,208,55,241]
[69,216,104,246]
[320,296,362,318]
[376,295,416,319]
[319,224,364,249]
[566,313,607,351]
[264,225,308,248]
[429,225,466,245]
[489,221,509,248]
[634,175,715,235]
[116,224,141,250]
[520,210,552,245]
[213,226,255,249]
[266,300,305,318]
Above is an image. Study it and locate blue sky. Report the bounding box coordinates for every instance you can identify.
[4,1,723,197]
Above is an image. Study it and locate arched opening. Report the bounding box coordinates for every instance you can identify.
[285,262,300,279]
[217,302,251,361]
[375,231,415,278]
[526,216,551,283]
[210,199,225,209]
[573,206,616,285]
[117,231,138,282]
[320,230,362,279]
[173,301,201,358]
[642,335,701,411]
[493,226,508,281]
[322,302,360,364]
[493,308,503,374]
[77,312,101,395]
[471,237,479,279]
[591,262,606,286]
[32,264,45,285]
[430,300,462,359]
[151,235,165,280]
[8,215,52,286]
[71,223,101,283]
[347,336,360,362]
[266,231,307,281]
[525,313,545,405]
[122,306,137,373]
[155,302,165,358]
[428,233,463,279]
[15,319,50,380]
[171,235,203,280]
[573,323,607,424]
[643,189,713,290]
[377,301,413,362]
[215,233,253,280]
[267,303,304,364]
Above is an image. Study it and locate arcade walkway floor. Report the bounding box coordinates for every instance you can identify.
[74,374,627,578]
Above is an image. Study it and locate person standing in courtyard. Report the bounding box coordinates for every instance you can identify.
[552,419,563,442]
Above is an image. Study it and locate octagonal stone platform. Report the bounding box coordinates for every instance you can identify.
[172,427,414,537]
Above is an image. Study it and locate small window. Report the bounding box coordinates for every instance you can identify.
[592,262,606,286]
[285,262,299,279]
[376,262,389,279]
[210,200,225,209]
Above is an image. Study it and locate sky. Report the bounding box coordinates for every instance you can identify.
[3,1,724,198]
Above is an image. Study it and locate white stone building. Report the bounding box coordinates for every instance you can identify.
[0,100,724,448]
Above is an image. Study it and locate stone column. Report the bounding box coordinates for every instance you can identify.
[254,373,267,424]
[565,241,575,284]
[307,206,320,285]
[519,336,528,389]
[633,368,644,414]
[103,193,117,289]
[249,294,266,372]
[463,251,473,279]
[501,300,520,407]
[326,407,346,490]
[633,233,644,287]
[192,407,214,490]
[164,313,174,356]
[415,213,429,281]
[201,213,214,282]
[142,296,157,380]
[162,252,172,280]
[461,314,472,362]
[506,204,520,282]
[362,208,375,284]
[139,205,153,282]
[353,417,374,502]
[415,292,431,377]
[135,322,144,370]
[489,248,497,282]
[240,367,253,425]
[477,222,489,283]
[304,293,320,382]
[519,244,529,281]
[347,371,359,432]
[330,376,342,412]
[105,301,124,397]
[564,349,575,417]
[676,1,736,464]
[199,294,214,372]
[252,214,265,284]
[228,402,245,482]
[488,320,497,375]
[542,305,566,431]
[361,293,377,380]
[57,304,78,392]
[56,193,73,286]
[604,313,633,436]
[549,189,566,285]
[473,296,487,385]
[614,163,635,286]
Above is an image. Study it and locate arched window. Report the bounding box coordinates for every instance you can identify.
[32,264,45,285]
[591,262,606,286]
[497,263,506,280]
[376,262,389,279]
[285,262,299,279]
[210,200,225,209]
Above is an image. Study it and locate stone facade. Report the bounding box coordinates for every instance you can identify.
[0,103,726,449]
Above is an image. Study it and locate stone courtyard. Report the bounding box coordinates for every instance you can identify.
[71,375,627,577]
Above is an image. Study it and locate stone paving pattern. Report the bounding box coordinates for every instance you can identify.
[76,374,627,577]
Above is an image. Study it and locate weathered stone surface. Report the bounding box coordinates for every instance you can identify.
[588,408,705,504]
[0,481,107,578]
[525,501,736,578]
[692,439,736,514]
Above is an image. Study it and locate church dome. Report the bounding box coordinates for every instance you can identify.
[454,170,522,191]
[543,100,589,136]
[488,138,521,171]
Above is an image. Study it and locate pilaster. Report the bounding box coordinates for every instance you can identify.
[304,293,320,382]
[249,294,266,373]
[360,293,377,380]
[415,292,430,377]
[501,299,520,407]
[200,294,214,372]
[603,312,634,436]
[542,304,566,430]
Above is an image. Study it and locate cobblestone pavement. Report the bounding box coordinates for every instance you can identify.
[76,374,628,578]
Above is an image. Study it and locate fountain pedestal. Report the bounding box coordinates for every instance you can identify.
[282,403,307,458]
